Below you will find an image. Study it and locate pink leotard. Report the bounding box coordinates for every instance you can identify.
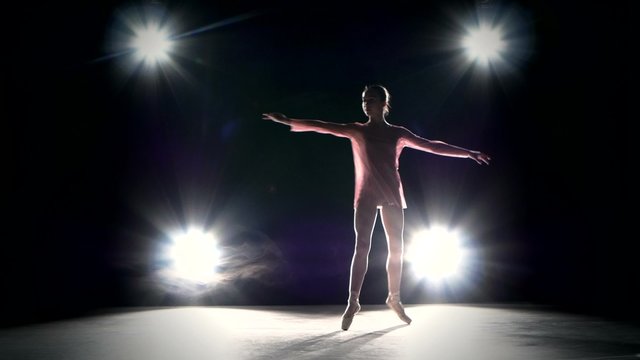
[290,119,432,209]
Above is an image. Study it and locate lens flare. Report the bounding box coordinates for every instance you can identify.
[407,227,468,284]
[168,228,220,284]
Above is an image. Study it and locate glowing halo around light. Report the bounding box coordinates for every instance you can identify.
[130,23,174,66]
[167,228,221,284]
[425,2,533,89]
[461,23,506,67]
[406,226,469,284]
[99,4,261,86]
[100,2,185,83]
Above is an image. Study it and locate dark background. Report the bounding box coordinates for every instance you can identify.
[4,0,631,327]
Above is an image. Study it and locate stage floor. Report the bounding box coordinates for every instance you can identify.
[1,304,639,360]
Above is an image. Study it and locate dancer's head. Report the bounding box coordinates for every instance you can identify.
[362,84,391,118]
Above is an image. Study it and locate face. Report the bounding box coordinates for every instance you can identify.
[361,90,385,116]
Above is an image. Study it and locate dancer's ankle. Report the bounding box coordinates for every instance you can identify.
[386,292,401,302]
[348,291,360,304]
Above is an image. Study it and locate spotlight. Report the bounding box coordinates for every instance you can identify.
[101,2,180,79]
[131,23,173,66]
[406,226,468,284]
[461,23,505,67]
[168,228,221,284]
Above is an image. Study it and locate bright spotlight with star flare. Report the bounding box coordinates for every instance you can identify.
[131,23,173,66]
[462,23,505,67]
[167,228,221,284]
[99,2,184,82]
[406,227,469,284]
[426,2,533,90]
[99,3,261,87]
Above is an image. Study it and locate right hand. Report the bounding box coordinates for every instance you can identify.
[262,112,288,123]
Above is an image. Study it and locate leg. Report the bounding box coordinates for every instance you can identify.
[348,202,378,298]
[380,205,412,324]
[342,202,378,330]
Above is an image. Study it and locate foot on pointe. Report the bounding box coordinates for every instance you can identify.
[341,300,361,331]
[386,294,412,325]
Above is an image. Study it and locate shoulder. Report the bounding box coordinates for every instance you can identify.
[389,124,414,136]
[325,121,362,127]
[343,121,366,131]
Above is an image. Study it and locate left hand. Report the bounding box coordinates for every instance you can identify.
[469,151,491,165]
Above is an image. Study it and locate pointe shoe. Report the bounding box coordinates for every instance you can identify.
[341,300,361,331]
[386,294,412,325]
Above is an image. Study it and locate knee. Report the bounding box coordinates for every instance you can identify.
[387,246,404,261]
[354,238,371,254]
[387,237,404,254]
[387,252,403,263]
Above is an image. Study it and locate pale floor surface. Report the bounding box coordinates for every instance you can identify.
[1,304,640,360]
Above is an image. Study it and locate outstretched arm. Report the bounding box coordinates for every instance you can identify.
[402,129,491,165]
[262,112,352,138]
